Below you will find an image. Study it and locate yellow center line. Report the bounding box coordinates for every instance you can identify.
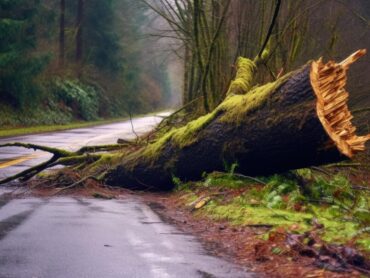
[0,154,40,169]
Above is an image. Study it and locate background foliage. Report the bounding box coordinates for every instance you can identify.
[0,0,172,127]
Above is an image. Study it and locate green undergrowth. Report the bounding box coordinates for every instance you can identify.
[0,102,73,128]
[52,79,100,121]
[174,169,370,252]
[85,153,123,178]
[0,78,130,133]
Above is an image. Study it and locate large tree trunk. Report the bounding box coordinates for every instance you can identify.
[104,50,370,190]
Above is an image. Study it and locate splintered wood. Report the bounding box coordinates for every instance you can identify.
[310,49,370,157]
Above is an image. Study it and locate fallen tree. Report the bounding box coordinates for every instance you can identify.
[1,50,370,190]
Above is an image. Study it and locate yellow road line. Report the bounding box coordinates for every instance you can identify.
[0,154,39,169]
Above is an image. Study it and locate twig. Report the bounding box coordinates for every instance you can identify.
[351,185,370,191]
[0,157,58,185]
[258,0,281,58]
[52,175,93,195]
[212,171,266,185]
[352,107,370,114]
[0,142,73,157]
[77,144,127,155]
[49,154,101,167]
[0,142,102,185]
[232,173,267,185]
[310,166,331,176]
[156,96,203,128]
[129,110,139,141]
[325,163,362,168]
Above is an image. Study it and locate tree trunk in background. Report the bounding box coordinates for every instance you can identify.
[183,44,190,104]
[76,0,84,72]
[193,0,208,112]
[59,0,65,67]
[103,50,370,191]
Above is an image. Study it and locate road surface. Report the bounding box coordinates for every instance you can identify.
[0,113,169,180]
[0,114,254,278]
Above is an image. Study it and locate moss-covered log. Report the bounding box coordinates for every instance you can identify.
[104,50,370,190]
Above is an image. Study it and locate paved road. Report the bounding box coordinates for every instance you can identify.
[0,114,254,278]
[0,195,251,278]
[0,113,168,179]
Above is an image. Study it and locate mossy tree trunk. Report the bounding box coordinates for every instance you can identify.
[104,50,370,190]
[2,51,369,191]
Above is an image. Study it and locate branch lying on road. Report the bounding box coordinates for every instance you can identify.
[0,142,126,185]
[0,142,73,157]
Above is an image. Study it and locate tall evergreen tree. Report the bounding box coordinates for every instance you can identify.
[0,0,49,107]
[84,0,120,72]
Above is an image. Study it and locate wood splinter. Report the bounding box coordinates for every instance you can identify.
[311,49,370,157]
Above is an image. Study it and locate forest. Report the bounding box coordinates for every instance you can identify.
[1,0,370,277]
[0,0,172,127]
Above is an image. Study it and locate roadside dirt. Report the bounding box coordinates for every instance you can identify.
[140,192,366,278]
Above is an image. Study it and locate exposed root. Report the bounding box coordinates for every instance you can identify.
[310,49,370,158]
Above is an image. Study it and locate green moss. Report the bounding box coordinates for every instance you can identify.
[319,217,358,242]
[139,56,294,159]
[172,112,217,147]
[142,129,176,158]
[86,153,122,173]
[219,76,290,124]
[203,200,312,227]
[226,57,256,95]
[176,171,370,251]
[141,111,218,158]
[196,197,366,249]
[356,239,370,251]
[141,74,292,159]
[203,173,252,189]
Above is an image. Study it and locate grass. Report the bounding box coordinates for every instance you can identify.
[176,170,370,252]
[0,110,170,138]
[0,117,130,138]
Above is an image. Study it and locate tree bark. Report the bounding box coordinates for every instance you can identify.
[59,0,65,67]
[76,0,84,72]
[104,50,370,190]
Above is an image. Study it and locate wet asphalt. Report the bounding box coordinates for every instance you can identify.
[0,195,251,278]
[0,113,169,179]
[0,114,255,278]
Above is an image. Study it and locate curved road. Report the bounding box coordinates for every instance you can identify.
[0,114,254,278]
[0,113,168,180]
